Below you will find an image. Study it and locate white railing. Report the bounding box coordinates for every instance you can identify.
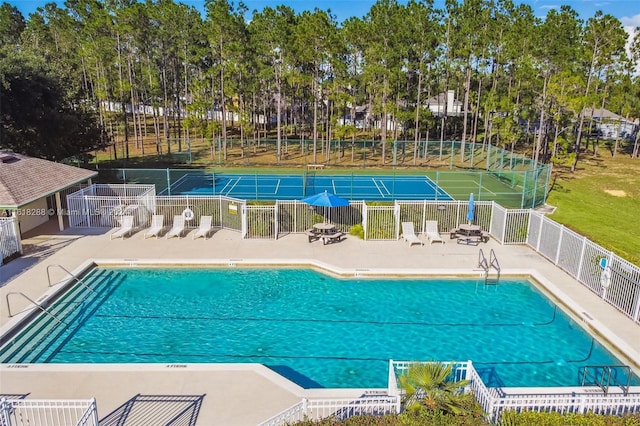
[522,211,640,323]
[257,400,307,426]
[306,396,400,420]
[257,395,401,426]
[155,195,244,231]
[389,360,640,424]
[66,184,156,228]
[243,205,277,239]
[0,218,20,262]
[0,398,99,426]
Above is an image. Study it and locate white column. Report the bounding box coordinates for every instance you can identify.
[55,192,64,231]
[10,210,23,254]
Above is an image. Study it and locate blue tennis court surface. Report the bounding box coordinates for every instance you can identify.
[159,173,453,201]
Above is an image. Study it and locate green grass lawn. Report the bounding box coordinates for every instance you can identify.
[546,154,640,265]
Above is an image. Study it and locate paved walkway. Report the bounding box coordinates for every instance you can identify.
[1,222,639,425]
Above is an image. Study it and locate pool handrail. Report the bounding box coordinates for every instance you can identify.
[5,292,66,325]
[47,264,94,293]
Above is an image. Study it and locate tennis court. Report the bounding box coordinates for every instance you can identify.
[159,173,453,201]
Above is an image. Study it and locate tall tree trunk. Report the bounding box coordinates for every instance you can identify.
[381,74,388,165]
[571,47,597,173]
[413,68,422,166]
[220,55,227,160]
[312,74,318,164]
[460,64,471,162]
[534,74,548,169]
[162,64,171,155]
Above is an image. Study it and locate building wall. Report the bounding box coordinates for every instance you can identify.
[15,198,49,234]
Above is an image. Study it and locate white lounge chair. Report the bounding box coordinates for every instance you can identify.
[144,214,165,239]
[110,215,134,240]
[425,220,445,244]
[166,215,186,239]
[193,215,214,240]
[401,222,424,246]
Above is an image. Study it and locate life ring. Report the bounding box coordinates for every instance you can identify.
[600,267,612,289]
[182,208,195,221]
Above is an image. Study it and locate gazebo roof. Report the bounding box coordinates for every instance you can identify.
[0,151,98,209]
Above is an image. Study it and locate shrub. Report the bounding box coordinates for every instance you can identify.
[498,410,640,426]
[349,223,365,239]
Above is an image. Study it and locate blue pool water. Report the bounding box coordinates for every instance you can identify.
[1,267,636,389]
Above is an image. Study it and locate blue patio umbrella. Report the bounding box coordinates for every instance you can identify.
[301,190,350,208]
[301,190,350,223]
[467,192,475,224]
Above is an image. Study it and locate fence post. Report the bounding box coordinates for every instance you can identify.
[521,170,527,209]
[83,195,91,228]
[502,205,508,244]
[576,236,587,281]
[394,203,401,239]
[241,204,247,239]
[632,286,640,323]
[90,397,99,426]
[362,203,368,240]
[274,203,279,240]
[166,168,171,196]
[388,359,397,396]
[536,213,544,252]
[555,225,564,265]
[449,140,455,169]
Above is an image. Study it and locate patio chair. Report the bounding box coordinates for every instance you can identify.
[193,215,214,240]
[144,214,165,239]
[166,215,186,239]
[110,215,134,240]
[425,220,445,244]
[401,222,423,246]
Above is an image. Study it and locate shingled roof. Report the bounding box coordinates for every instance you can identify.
[0,151,98,209]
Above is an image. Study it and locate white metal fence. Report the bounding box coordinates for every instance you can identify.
[0,218,20,263]
[66,184,156,228]
[389,361,640,424]
[257,395,401,426]
[155,195,245,232]
[259,358,639,426]
[0,398,99,426]
[65,185,640,323]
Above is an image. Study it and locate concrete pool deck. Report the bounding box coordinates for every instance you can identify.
[1,222,639,425]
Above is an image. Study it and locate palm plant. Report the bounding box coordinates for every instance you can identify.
[399,362,471,415]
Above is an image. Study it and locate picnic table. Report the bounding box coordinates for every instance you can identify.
[450,224,489,245]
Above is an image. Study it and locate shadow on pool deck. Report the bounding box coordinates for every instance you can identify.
[99,394,206,426]
[267,365,324,389]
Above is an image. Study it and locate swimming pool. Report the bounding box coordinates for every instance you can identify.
[1,267,637,389]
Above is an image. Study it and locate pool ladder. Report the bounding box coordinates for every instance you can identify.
[47,264,94,293]
[478,249,500,285]
[5,292,66,325]
[581,364,632,395]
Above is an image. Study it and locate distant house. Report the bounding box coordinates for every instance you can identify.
[425,90,464,117]
[583,108,638,140]
[337,105,370,129]
[337,105,402,132]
